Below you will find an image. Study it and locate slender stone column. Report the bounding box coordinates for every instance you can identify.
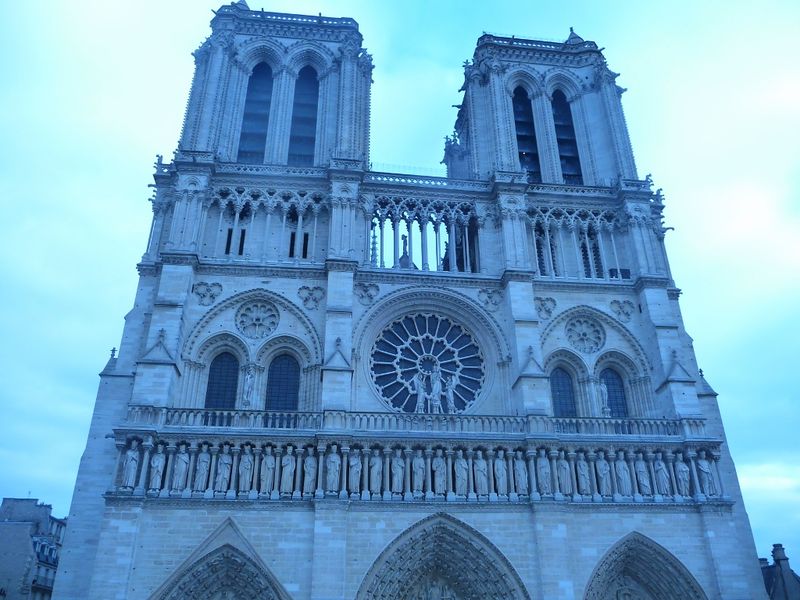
[587,451,601,502]
[227,447,240,500]
[403,449,412,501]
[665,451,680,502]
[487,450,497,501]
[161,445,176,498]
[507,451,517,502]
[467,451,477,501]
[382,448,392,501]
[645,451,659,501]
[207,447,219,497]
[568,451,580,502]
[293,447,304,500]
[361,450,370,501]
[315,444,326,499]
[340,447,350,499]
[424,449,433,500]
[527,449,540,501]
[687,450,705,501]
[112,442,126,493]
[445,450,455,501]
[627,451,640,501]
[271,447,283,500]
[252,447,262,499]
[549,450,561,500]
[712,451,726,497]
[135,442,152,497]
[186,443,198,497]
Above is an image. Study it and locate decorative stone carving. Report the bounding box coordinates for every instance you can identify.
[192,282,222,306]
[615,451,632,496]
[369,449,382,496]
[412,450,425,495]
[121,439,139,489]
[349,451,362,494]
[371,314,485,413]
[674,452,691,496]
[610,299,635,323]
[454,450,468,496]
[596,451,612,495]
[193,443,210,492]
[494,450,508,495]
[557,450,572,495]
[474,451,488,496]
[514,450,528,495]
[303,450,317,495]
[325,445,341,493]
[149,445,166,492]
[214,444,233,492]
[654,452,670,495]
[354,282,380,306]
[171,444,189,491]
[565,316,605,354]
[238,445,254,493]
[536,449,551,494]
[696,450,716,495]
[280,447,296,495]
[432,449,446,495]
[261,447,276,493]
[478,288,503,312]
[235,301,279,339]
[298,285,325,310]
[391,449,405,494]
[577,452,591,495]
[242,365,255,408]
[634,453,651,495]
[534,297,556,320]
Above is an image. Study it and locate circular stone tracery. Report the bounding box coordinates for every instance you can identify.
[565,316,605,354]
[235,301,279,339]
[370,314,485,413]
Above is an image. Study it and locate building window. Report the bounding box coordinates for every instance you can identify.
[551,89,583,185]
[288,66,319,166]
[512,87,541,182]
[600,367,628,418]
[580,224,603,278]
[265,354,300,411]
[237,62,273,164]
[550,367,577,417]
[204,352,239,410]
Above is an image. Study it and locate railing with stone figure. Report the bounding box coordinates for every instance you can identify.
[110,432,728,507]
[125,406,706,439]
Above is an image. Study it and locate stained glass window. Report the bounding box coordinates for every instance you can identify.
[237,63,273,164]
[204,352,239,409]
[265,354,300,411]
[601,367,628,418]
[550,367,577,417]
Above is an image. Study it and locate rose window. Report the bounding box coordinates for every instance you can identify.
[370,314,485,413]
[235,301,279,339]
[565,316,605,354]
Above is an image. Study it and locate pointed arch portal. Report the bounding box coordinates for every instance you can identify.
[356,513,531,600]
[153,544,290,600]
[583,532,708,600]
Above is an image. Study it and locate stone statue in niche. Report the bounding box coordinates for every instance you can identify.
[121,439,139,489]
[326,445,341,493]
[494,450,508,495]
[598,381,609,412]
[238,445,254,493]
[454,450,468,496]
[444,376,457,413]
[428,366,443,414]
[696,450,716,495]
[473,451,488,496]
[596,451,612,496]
[536,449,551,494]
[391,449,405,494]
[674,452,691,496]
[653,452,670,495]
[280,446,296,495]
[412,449,425,495]
[303,449,318,495]
[411,371,427,413]
[149,444,166,492]
[514,450,528,495]
[634,453,651,495]
[172,443,190,491]
[557,450,572,495]
[369,449,383,496]
[615,451,632,496]
[432,449,446,495]
[261,446,276,493]
[242,365,255,408]
[214,444,233,492]
[193,443,211,492]
[576,452,591,495]
[349,451,362,494]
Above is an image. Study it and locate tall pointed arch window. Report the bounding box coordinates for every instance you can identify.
[237,63,274,164]
[265,354,300,411]
[551,89,583,184]
[550,367,577,417]
[204,352,239,410]
[600,367,628,418]
[512,87,541,182]
[288,66,319,166]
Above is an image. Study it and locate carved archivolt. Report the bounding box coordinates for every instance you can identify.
[356,513,531,600]
[583,532,708,600]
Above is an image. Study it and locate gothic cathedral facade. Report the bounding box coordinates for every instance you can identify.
[55,3,767,599]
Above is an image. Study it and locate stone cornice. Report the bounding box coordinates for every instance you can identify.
[195,262,327,279]
[355,268,500,289]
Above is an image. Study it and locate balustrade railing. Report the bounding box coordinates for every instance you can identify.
[125,406,706,439]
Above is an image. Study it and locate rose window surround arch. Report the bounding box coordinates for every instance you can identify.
[370,313,485,413]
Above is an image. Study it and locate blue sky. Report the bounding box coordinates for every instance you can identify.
[0,0,798,562]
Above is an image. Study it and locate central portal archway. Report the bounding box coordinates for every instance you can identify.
[356,513,531,600]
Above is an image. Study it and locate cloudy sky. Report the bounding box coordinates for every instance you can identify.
[1,0,797,561]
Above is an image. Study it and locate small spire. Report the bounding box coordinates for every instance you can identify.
[110,347,117,359]
[235,0,249,8]
[565,27,585,45]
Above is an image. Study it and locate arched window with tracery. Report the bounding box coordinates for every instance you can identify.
[600,367,628,417]
[204,352,240,410]
[551,89,583,185]
[512,86,541,182]
[580,223,604,278]
[288,66,319,166]
[550,367,577,417]
[237,63,273,164]
[265,354,300,411]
